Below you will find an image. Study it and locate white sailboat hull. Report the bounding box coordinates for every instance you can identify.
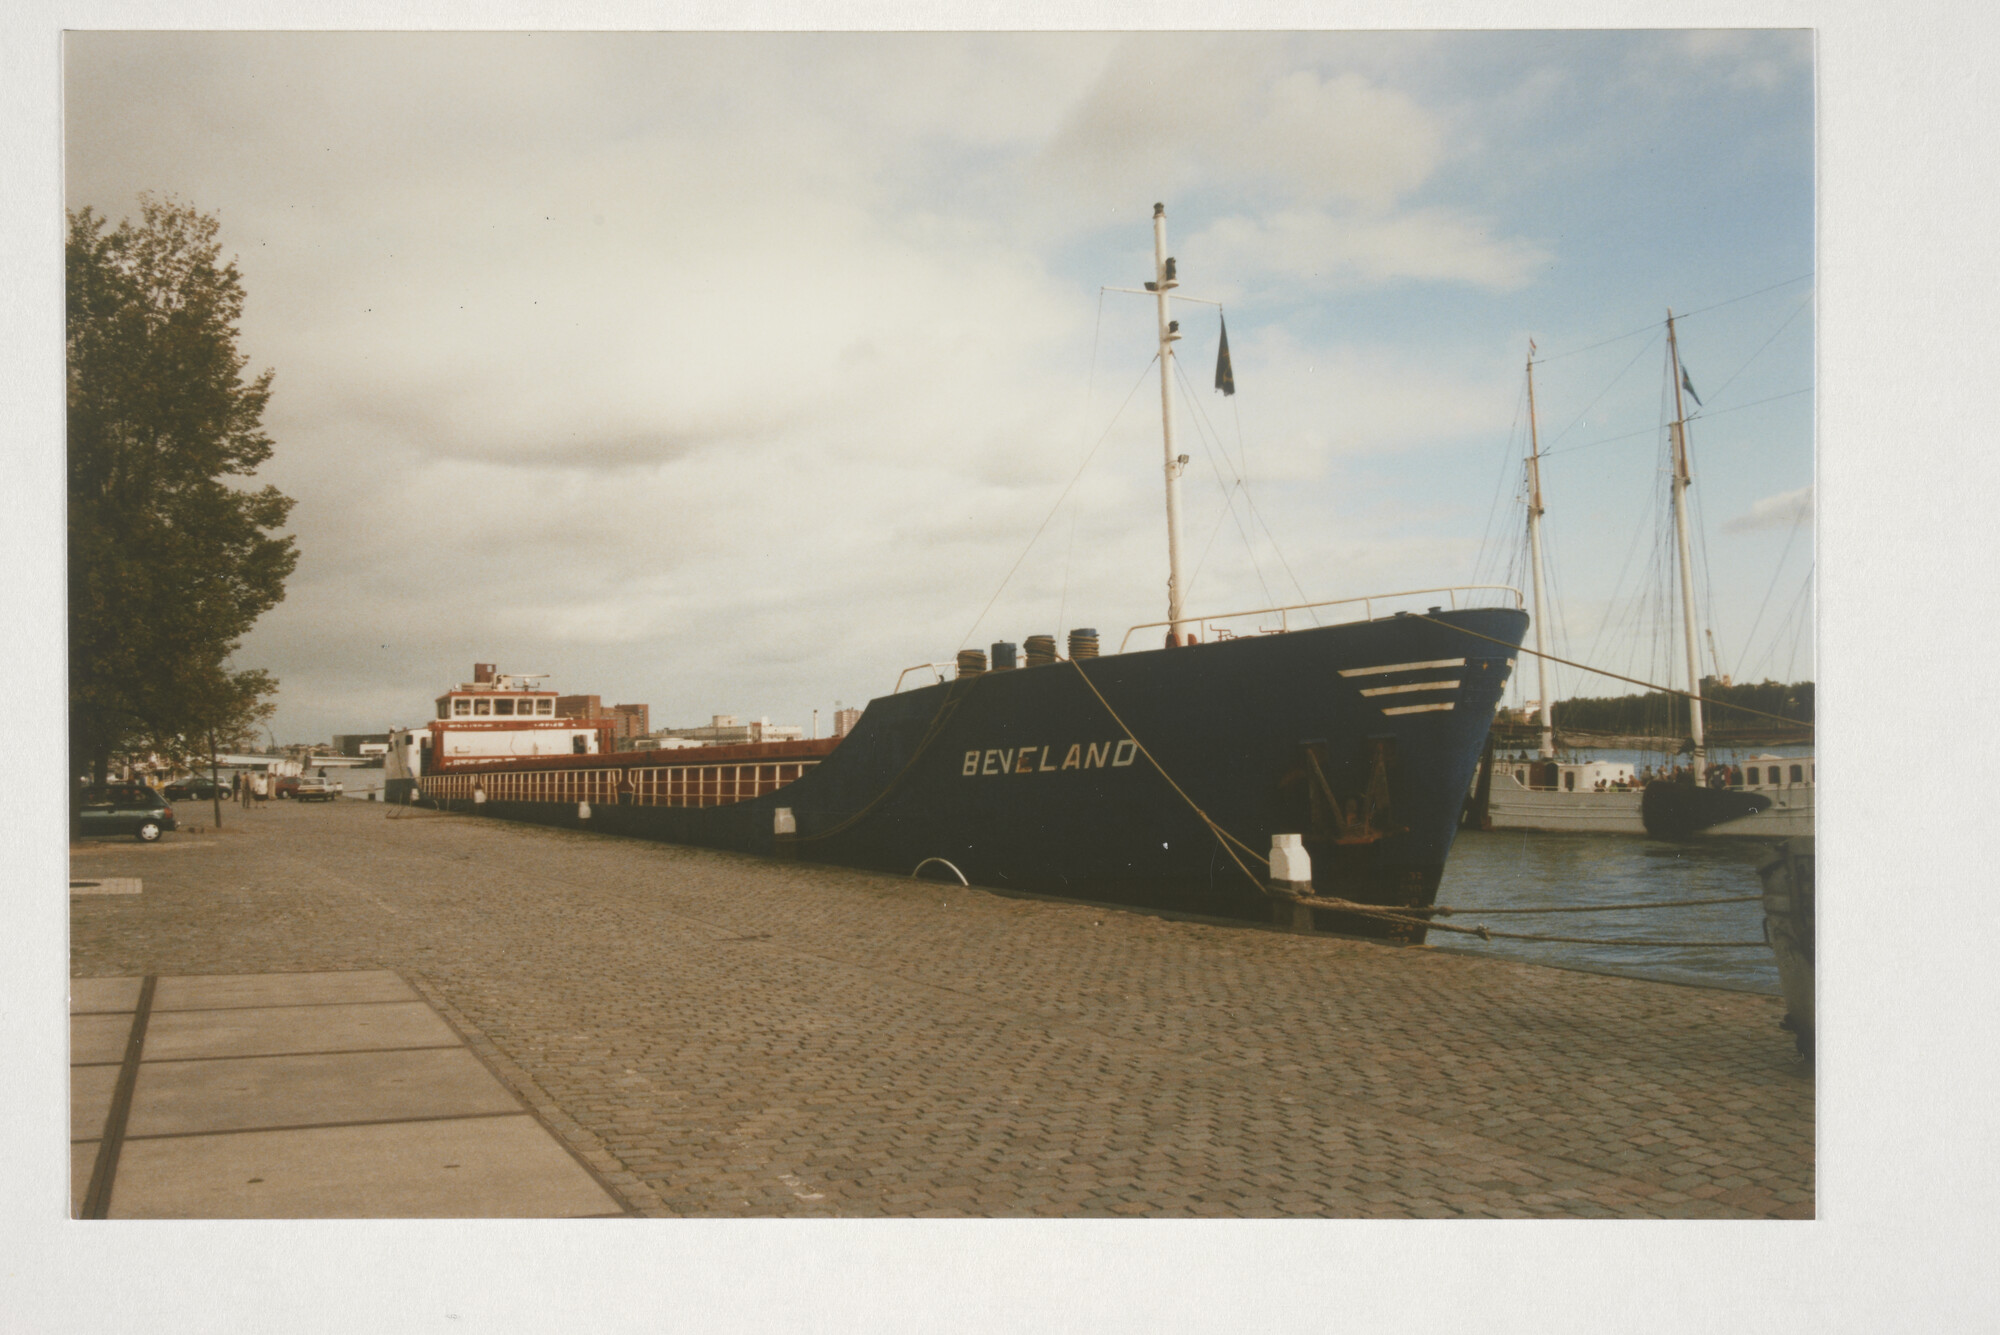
[1485,777,1648,834]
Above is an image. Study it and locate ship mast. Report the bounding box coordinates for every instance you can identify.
[1665,311,1706,773]
[1523,344,1555,760]
[1150,203,1192,644]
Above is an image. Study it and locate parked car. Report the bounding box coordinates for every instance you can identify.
[294,775,343,802]
[274,774,300,798]
[163,777,228,801]
[78,785,177,841]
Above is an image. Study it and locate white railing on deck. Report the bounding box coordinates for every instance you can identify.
[895,663,954,692]
[1116,585,1524,653]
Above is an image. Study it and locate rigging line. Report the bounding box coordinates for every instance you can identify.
[1676,271,1817,323]
[1531,272,1816,366]
[1171,354,1314,621]
[1581,443,1661,673]
[1776,559,1816,684]
[1404,612,1813,730]
[1173,356,1277,610]
[1539,387,1814,459]
[1706,290,1815,407]
[959,356,1157,654]
[1472,383,1528,591]
[1244,498,1318,624]
[1736,505,1809,682]
[1185,483,1239,599]
[1058,289,1112,643]
[1540,329,1663,450]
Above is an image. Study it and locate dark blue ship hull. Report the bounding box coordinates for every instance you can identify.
[411,606,1525,941]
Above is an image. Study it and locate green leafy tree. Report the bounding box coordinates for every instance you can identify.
[68,195,297,804]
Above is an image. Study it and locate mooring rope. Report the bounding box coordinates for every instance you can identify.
[1064,658,1276,896]
[1406,612,1813,733]
[1290,895,1767,947]
[1422,894,1761,916]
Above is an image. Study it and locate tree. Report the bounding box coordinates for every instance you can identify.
[68,195,297,801]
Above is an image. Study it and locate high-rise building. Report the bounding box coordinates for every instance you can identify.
[610,703,650,747]
[832,707,862,738]
[554,695,652,749]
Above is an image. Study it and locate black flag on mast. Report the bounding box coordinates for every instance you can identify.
[1680,365,1703,407]
[1214,315,1236,396]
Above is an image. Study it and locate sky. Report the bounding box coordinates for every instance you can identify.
[62,29,1816,744]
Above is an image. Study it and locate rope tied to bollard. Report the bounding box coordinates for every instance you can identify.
[1288,894,1769,947]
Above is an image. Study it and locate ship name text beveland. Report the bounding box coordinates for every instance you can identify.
[963,740,1138,776]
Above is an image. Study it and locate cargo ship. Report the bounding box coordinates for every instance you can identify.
[385,206,1529,940]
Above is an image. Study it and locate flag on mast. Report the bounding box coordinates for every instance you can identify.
[1680,366,1703,407]
[1214,315,1235,396]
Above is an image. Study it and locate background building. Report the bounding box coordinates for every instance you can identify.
[651,715,805,747]
[832,707,862,738]
[556,695,652,750]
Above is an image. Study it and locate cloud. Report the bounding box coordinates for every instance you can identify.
[1036,35,1445,213]
[1192,206,1549,294]
[1723,485,1813,534]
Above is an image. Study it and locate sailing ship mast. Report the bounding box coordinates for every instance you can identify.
[1665,310,1706,774]
[1150,203,1193,645]
[1521,345,1558,760]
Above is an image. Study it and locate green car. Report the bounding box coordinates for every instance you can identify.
[78,785,178,842]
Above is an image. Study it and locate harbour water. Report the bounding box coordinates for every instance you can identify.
[1433,740,1809,994]
[1435,828,1781,993]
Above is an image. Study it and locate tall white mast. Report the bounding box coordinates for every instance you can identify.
[1150,203,1192,644]
[1523,344,1555,760]
[1665,311,1706,772]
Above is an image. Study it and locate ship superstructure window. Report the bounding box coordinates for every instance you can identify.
[495,698,514,716]
[453,698,471,717]
[1747,767,1761,785]
[474,698,491,716]
[537,699,554,715]
[1789,764,1803,784]
[437,703,449,720]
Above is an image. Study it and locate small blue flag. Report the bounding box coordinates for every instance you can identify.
[1680,366,1703,407]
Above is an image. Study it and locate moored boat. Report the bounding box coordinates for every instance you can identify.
[1638,312,1813,841]
[385,206,1530,940]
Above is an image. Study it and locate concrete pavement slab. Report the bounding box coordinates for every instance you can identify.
[140,1000,457,1060]
[125,1047,523,1137]
[70,976,142,1014]
[71,1012,136,1065]
[105,1114,624,1218]
[72,1063,119,1141]
[153,969,417,1011]
[70,878,142,896]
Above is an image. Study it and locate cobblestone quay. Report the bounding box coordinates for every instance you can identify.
[71,800,1813,1218]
